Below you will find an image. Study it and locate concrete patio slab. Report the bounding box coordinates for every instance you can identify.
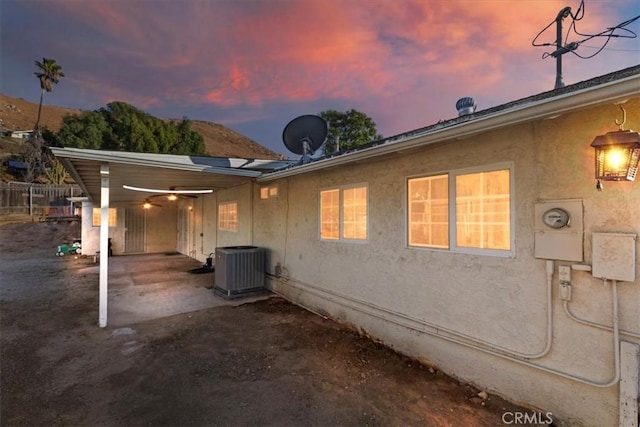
[104,253,270,326]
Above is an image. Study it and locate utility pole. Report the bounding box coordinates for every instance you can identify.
[551,7,578,89]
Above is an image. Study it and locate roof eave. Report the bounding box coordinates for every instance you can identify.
[56,157,95,202]
[50,147,262,178]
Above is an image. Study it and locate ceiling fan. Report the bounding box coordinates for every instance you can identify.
[123,185,213,201]
[127,198,163,209]
[142,198,162,209]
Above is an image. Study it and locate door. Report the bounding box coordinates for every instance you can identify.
[124,207,146,253]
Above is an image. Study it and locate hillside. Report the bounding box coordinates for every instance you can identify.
[0,94,282,159]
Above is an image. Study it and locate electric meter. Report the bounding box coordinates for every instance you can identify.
[542,208,570,229]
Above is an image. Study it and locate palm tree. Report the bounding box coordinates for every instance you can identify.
[34,58,65,130]
[25,58,64,182]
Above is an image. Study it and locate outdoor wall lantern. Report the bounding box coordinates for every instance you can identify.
[590,106,640,191]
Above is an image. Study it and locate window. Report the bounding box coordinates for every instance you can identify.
[320,185,368,241]
[408,164,512,255]
[260,185,278,199]
[455,169,510,250]
[408,175,449,248]
[92,208,117,227]
[218,202,238,231]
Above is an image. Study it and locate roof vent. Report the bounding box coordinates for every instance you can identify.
[456,97,477,116]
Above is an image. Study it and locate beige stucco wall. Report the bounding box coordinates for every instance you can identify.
[81,201,177,255]
[183,183,254,263]
[253,98,640,426]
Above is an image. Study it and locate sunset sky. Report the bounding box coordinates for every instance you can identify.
[1,0,638,156]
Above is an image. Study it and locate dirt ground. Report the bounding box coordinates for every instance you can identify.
[1,221,538,426]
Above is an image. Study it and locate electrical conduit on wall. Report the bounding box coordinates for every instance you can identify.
[563,299,640,339]
[269,271,625,388]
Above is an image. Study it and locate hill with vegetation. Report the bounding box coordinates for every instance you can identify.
[0,94,282,160]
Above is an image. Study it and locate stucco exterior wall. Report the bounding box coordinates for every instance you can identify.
[81,202,177,256]
[182,183,254,263]
[80,201,99,255]
[254,98,640,426]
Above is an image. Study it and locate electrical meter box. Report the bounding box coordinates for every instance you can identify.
[592,233,636,282]
[534,199,584,261]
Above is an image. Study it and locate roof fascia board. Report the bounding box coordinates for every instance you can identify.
[258,75,639,182]
[57,157,95,202]
[50,147,261,178]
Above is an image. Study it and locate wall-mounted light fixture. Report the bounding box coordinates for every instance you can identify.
[590,106,640,191]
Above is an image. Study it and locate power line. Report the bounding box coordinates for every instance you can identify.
[580,45,640,52]
[532,0,639,88]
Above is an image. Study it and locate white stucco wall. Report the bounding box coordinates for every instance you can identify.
[80,201,99,255]
[253,98,640,426]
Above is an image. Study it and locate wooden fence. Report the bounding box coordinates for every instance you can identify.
[0,182,81,218]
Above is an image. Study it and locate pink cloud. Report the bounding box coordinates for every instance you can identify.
[39,0,637,121]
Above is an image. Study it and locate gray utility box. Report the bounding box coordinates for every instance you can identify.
[214,246,266,299]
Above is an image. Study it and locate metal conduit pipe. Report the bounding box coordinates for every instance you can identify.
[272,275,622,388]
[562,299,640,339]
[277,261,554,358]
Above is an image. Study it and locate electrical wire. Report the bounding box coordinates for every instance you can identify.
[532,0,639,61]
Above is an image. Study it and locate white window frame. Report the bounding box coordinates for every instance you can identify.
[319,183,369,242]
[218,201,238,231]
[407,162,515,257]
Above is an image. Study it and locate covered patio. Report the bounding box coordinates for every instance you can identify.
[50,147,292,327]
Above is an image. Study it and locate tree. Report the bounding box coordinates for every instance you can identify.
[320,109,382,155]
[34,58,65,130]
[25,58,64,182]
[43,159,68,185]
[55,101,205,156]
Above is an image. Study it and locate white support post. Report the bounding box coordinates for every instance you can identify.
[99,164,109,327]
[620,341,639,427]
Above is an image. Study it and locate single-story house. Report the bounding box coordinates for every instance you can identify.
[52,65,640,427]
[10,130,34,140]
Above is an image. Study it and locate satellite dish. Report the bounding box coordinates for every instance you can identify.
[282,115,327,157]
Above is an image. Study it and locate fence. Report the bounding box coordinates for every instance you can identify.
[0,182,82,218]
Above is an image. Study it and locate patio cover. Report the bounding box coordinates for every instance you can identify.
[51,147,292,203]
[50,147,293,327]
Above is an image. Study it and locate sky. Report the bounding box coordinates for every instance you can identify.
[1,0,639,157]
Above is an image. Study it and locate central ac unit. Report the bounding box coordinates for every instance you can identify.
[214,246,266,299]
